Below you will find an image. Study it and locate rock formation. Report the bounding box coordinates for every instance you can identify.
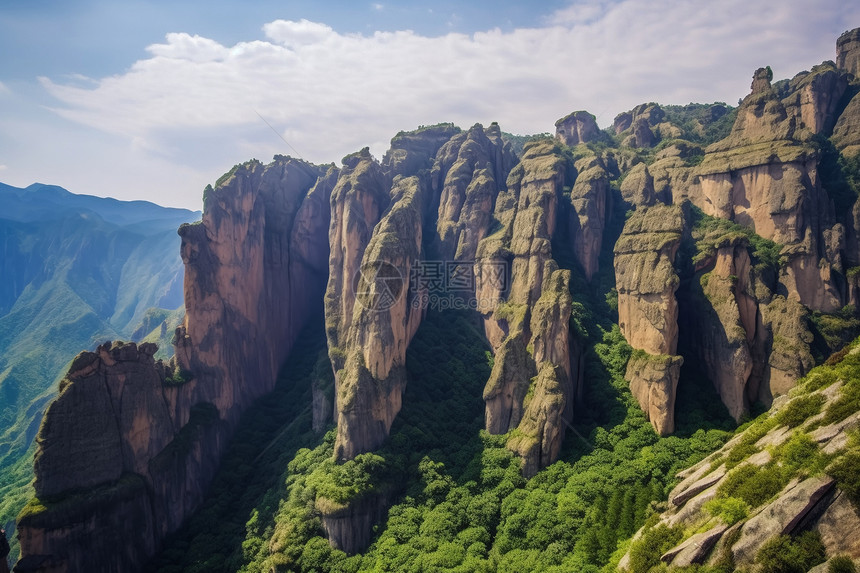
[615,204,684,435]
[837,27,860,77]
[619,359,860,570]
[16,343,223,573]
[16,27,860,570]
[555,111,600,146]
[568,156,611,281]
[332,175,428,460]
[15,157,334,572]
[478,140,578,474]
[691,67,845,313]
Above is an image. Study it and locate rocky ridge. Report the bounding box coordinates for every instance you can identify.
[619,345,860,571]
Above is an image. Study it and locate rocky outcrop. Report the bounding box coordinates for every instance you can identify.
[833,91,860,157]
[615,204,684,435]
[837,27,860,78]
[383,124,461,179]
[620,362,860,570]
[614,103,679,148]
[692,67,845,312]
[477,140,578,475]
[16,342,225,573]
[17,157,334,572]
[333,175,428,460]
[433,123,516,266]
[781,62,849,136]
[555,111,600,146]
[568,156,611,281]
[176,157,334,424]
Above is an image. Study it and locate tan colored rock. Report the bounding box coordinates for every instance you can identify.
[383,123,461,178]
[837,27,860,77]
[325,152,389,368]
[619,164,657,207]
[625,352,683,436]
[815,490,860,559]
[334,176,428,460]
[555,110,600,146]
[615,205,683,356]
[569,156,610,282]
[781,62,849,136]
[671,465,727,507]
[690,238,756,421]
[509,269,574,477]
[663,524,728,567]
[434,123,516,265]
[732,476,836,566]
[833,91,860,158]
[476,140,577,473]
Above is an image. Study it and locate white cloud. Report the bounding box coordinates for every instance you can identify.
[0,164,8,171]
[372,3,384,11]
[26,0,860,208]
[0,81,9,95]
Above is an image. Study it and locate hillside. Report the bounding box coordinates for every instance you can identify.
[9,27,860,573]
[0,183,199,564]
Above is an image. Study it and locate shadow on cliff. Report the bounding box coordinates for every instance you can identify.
[146,315,328,572]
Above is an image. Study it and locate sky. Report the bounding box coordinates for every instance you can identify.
[0,1,858,210]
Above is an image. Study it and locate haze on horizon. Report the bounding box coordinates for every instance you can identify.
[0,0,858,210]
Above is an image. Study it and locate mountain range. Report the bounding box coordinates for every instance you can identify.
[6,26,860,573]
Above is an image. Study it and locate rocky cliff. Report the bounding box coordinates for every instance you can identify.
[15,157,333,572]
[15,26,860,570]
[615,204,684,435]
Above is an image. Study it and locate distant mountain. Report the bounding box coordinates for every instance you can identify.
[0,183,198,555]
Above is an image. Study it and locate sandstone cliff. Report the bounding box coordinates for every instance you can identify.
[16,342,224,573]
[691,67,845,313]
[615,204,684,435]
[16,156,334,572]
[555,111,600,146]
[837,27,860,77]
[478,140,578,475]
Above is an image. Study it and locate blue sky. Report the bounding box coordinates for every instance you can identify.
[1,0,858,209]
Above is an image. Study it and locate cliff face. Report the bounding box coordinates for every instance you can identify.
[691,68,845,313]
[837,27,860,77]
[15,157,333,572]
[177,157,333,424]
[16,342,225,573]
[477,140,580,476]
[554,111,600,146]
[615,204,684,435]
[16,27,860,569]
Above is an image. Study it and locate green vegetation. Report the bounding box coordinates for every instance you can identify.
[754,531,825,573]
[687,207,783,276]
[627,523,684,573]
[704,496,749,525]
[153,185,736,572]
[164,368,194,386]
[661,103,738,146]
[829,555,858,573]
[775,394,825,428]
[716,462,788,509]
[828,446,860,505]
